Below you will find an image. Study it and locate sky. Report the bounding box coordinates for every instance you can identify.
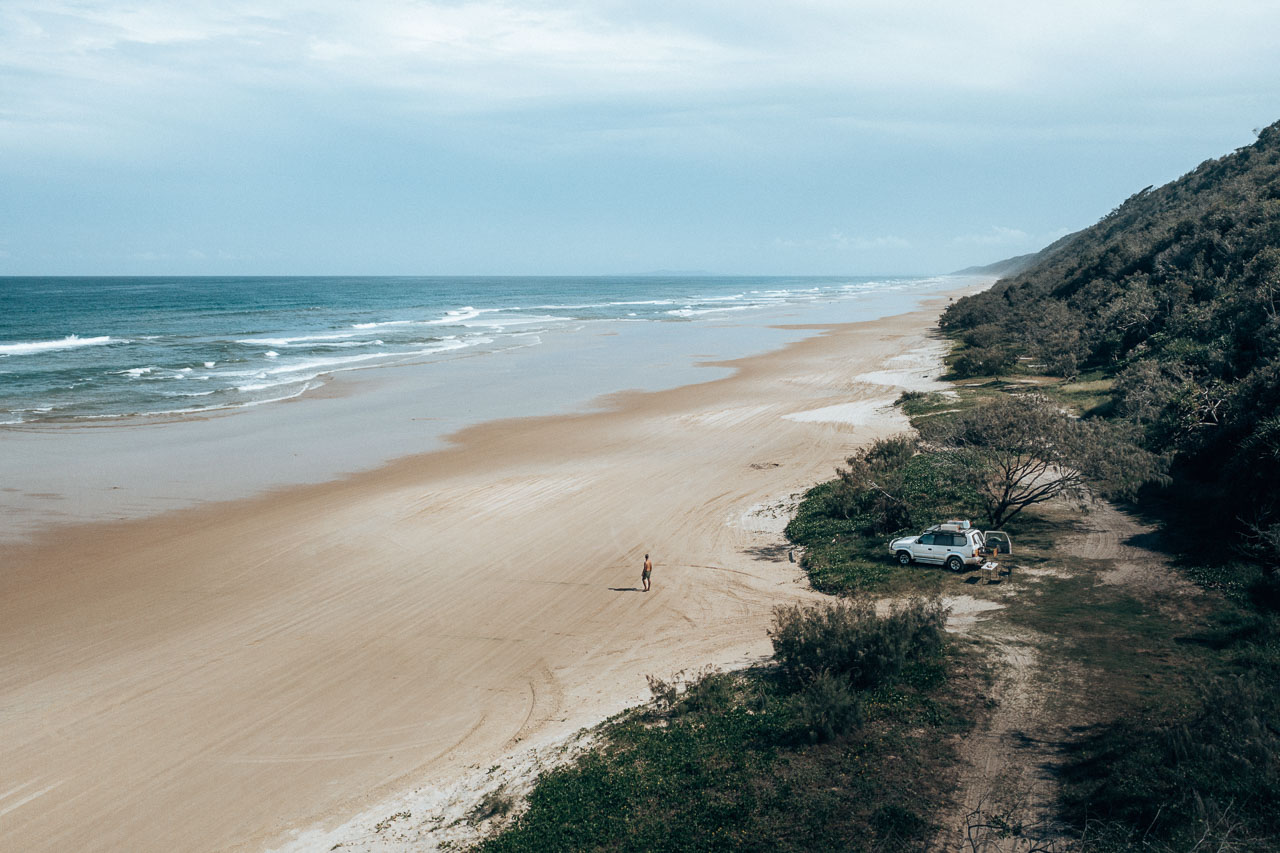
[2,1,1279,276]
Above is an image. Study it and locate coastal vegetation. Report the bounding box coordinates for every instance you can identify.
[934,120,1280,850]
[474,599,982,852]
[787,374,1280,849]
[940,118,1280,590]
[785,119,1280,849]
[475,121,1280,850]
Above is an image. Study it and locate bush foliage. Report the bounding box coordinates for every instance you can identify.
[477,600,966,852]
[941,118,1280,551]
[920,393,1166,527]
[1062,670,1280,851]
[769,598,948,690]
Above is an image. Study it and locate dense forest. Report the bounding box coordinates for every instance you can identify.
[943,119,1280,587]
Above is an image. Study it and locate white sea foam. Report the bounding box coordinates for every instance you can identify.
[426,306,487,324]
[230,337,490,393]
[115,366,156,377]
[305,339,383,349]
[161,389,217,398]
[264,351,279,358]
[236,332,360,346]
[260,351,409,376]
[611,299,677,306]
[204,361,216,368]
[236,380,296,392]
[352,320,414,329]
[86,381,319,419]
[666,305,753,318]
[0,335,114,356]
[531,300,676,310]
[451,314,569,329]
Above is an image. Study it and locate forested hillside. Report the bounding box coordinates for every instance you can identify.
[943,119,1280,582]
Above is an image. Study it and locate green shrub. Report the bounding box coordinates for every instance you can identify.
[960,323,1004,350]
[680,668,737,716]
[829,434,919,531]
[644,673,678,712]
[895,390,951,417]
[950,345,1016,378]
[869,803,929,844]
[894,389,928,404]
[769,598,949,690]
[791,670,862,743]
[645,667,738,718]
[1061,672,1280,850]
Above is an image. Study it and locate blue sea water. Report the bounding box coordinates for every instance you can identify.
[0,275,940,424]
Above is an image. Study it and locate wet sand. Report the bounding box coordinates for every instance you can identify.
[0,287,980,851]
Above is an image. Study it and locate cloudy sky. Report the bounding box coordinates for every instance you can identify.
[2,1,1278,275]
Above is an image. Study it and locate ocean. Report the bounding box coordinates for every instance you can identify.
[0,275,944,425]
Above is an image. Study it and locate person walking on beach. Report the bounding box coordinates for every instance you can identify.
[641,553,653,592]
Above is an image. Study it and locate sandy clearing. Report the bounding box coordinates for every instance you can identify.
[935,582,1073,851]
[934,499,1192,851]
[0,289,984,852]
[1067,501,1200,610]
[782,399,890,426]
[853,336,956,394]
[943,625,1075,853]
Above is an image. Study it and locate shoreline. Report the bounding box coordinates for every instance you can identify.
[0,281,987,852]
[0,276,975,546]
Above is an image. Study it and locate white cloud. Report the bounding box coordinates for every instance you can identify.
[776,231,911,251]
[830,230,911,250]
[952,226,1030,247]
[4,0,1279,145]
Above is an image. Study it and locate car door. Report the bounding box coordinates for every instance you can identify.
[936,532,961,563]
[913,533,938,563]
[983,531,1012,555]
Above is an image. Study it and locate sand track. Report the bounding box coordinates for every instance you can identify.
[936,500,1192,852]
[0,294,982,852]
[943,622,1073,852]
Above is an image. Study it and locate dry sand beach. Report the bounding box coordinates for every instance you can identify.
[0,284,986,851]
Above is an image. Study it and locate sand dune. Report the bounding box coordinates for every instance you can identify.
[0,292,975,851]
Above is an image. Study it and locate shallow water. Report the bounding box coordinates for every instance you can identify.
[0,274,978,541]
[0,275,940,424]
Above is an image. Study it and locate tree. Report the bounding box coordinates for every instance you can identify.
[828,434,918,526]
[923,394,1165,528]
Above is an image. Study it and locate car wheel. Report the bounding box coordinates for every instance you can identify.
[896,551,913,565]
[946,555,964,572]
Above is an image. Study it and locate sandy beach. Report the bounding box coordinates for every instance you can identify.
[0,285,983,851]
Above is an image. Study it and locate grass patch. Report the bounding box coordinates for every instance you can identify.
[1043,371,1117,417]
[1005,573,1213,712]
[782,480,933,596]
[973,503,1280,851]
[893,390,953,419]
[474,603,990,852]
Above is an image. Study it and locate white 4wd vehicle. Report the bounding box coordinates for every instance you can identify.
[889,521,1011,572]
